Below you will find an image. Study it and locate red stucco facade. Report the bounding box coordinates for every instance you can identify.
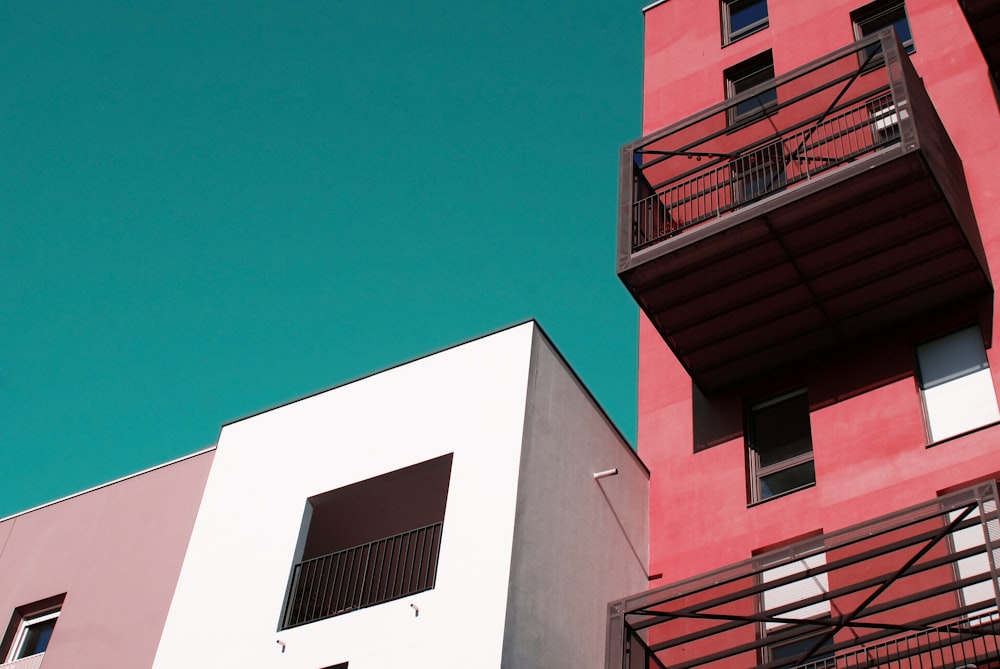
[636,0,1000,586]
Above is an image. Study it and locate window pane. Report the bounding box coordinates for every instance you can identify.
[761,461,815,499]
[730,0,768,34]
[917,327,1000,442]
[855,1,914,56]
[18,618,56,658]
[753,393,812,468]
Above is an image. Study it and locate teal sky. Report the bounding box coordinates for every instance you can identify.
[1,1,644,517]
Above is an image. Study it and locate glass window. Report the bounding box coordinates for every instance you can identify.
[723,0,769,44]
[748,389,815,502]
[726,52,777,125]
[917,326,1000,442]
[7,610,59,661]
[852,0,914,66]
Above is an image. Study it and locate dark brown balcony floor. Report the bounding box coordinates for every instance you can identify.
[617,31,991,392]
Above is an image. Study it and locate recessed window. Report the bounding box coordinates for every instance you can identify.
[917,326,1000,443]
[852,0,914,66]
[280,454,453,629]
[759,550,834,667]
[726,51,777,125]
[731,140,786,205]
[723,0,769,44]
[1,596,64,664]
[747,389,815,503]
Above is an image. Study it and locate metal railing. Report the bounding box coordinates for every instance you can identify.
[0,654,45,669]
[608,483,1000,669]
[623,30,912,252]
[281,521,443,628]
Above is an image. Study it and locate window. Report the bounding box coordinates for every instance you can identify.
[852,0,914,66]
[947,498,1000,618]
[917,326,1000,443]
[726,51,777,125]
[723,0,768,44]
[759,550,834,668]
[1,596,64,665]
[747,389,815,503]
[280,454,453,629]
[732,140,786,204]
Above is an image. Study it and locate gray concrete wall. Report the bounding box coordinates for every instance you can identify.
[501,326,650,668]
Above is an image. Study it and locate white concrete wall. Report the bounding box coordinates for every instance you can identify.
[501,330,650,668]
[151,324,536,669]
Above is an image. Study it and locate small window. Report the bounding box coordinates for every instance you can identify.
[852,0,914,66]
[280,454,453,629]
[758,549,834,667]
[1,597,63,664]
[731,140,786,205]
[723,0,769,44]
[748,389,815,503]
[726,51,777,125]
[917,326,1000,443]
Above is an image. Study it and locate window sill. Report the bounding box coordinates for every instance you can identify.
[925,420,1000,449]
[748,481,816,508]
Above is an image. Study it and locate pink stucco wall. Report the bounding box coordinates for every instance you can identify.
[638,0,1000,584]
[0,449,214,669]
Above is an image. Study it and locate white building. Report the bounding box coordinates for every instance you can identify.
[144,321,649,668]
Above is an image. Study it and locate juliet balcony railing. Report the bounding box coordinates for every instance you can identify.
[281,521,443,629]
[607,483,1000,669]
[616,29,991,392]
[0,654,45,669]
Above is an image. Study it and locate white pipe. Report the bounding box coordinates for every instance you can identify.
[593,468,619,480]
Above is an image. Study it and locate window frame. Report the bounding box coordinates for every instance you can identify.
[731,139,787,205]
[747,388,815,504]
[5,609,59,662]
[725,51,778,127]
[722,0,769,45]
[915,326,1000,445]
[851,0,914,68]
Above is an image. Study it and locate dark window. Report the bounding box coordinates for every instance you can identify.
[769,632,835,669]
[748,390,815,503]
[852,0,914,66]
[731,140,786,204]
[280,454,453,629]
[726,51,777,125]
[0,595,64,663]
[723,0,769,44]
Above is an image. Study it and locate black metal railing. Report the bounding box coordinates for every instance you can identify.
[607,482,1000,669]
[281,521,443,628]
[622,30,913,252]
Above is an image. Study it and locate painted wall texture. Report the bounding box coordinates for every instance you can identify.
[149,322,648,669]
[0,450,214,669]
[637,0,1000,584]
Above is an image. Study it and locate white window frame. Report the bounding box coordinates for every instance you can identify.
[5,610,59,662]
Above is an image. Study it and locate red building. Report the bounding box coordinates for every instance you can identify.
[609,1,1000,668]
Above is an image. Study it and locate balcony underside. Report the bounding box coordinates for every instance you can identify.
[621,148,992,392]
[617,31,992,392]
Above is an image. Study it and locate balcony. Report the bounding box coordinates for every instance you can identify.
[0,655,45,669]
[281,521,443,628]
[617,30,991,392]
[958,0,1000,87]
[607,482,1000,669]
